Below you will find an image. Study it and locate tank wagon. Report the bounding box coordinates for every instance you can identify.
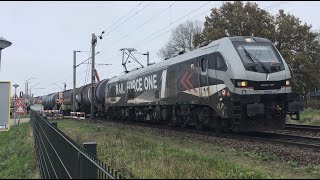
[36,36,304,132]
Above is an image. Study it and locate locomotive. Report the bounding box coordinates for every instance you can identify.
[30,36,304,132]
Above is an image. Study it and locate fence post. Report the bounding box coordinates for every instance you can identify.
[51,122,57,128]
[83,142,97,158]
[83,142,97,179]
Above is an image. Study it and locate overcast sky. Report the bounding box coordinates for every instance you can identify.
[1,1,320,97]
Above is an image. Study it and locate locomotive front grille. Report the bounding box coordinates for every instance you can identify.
[252,81,282,90]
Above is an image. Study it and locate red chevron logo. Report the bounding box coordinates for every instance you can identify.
[180,70,197,92]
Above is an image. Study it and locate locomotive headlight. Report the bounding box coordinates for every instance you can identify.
[285,80,290,86]
[237,81,248,87]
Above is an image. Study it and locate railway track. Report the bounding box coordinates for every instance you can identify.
[81,118,320,151]
[284,124,320,132]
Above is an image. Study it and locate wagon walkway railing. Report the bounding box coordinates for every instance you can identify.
[30,110,124,179]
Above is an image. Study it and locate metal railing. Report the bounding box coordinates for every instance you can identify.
[31,110,124,179]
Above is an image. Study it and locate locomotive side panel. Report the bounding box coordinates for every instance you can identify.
[106,69,165,106]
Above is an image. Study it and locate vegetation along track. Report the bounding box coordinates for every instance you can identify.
[90,118,320,152]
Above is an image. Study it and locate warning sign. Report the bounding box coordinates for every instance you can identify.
[15,98,25,114]
[16,106,25,113]
[12,94,18,101]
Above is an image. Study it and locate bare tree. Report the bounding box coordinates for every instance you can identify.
[158,20,203,59]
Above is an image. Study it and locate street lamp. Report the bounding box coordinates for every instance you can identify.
[0,37,12,69]
[13,84,19,96]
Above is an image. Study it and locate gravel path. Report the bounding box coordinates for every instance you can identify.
[10,118,30,126]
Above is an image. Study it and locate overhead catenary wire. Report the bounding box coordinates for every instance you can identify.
[96,1,217,78]
[131,1,290,67]
[134,1,212,48]
[101,1,153,38]
[263,1,289,11]
[100,1,215,69]
[108,0,288,73]
[135,1,220,50]
[107,1,177,47]
[135,1,289,52]
[138,1,286,50]
[95,1,153,61]
[99,1,143,35]
[98,1,214,66]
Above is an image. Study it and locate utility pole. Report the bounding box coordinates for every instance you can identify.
[73,51,76,113]
[25,78,35,108]
[91,33,97,120]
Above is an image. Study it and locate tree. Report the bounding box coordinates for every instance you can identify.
[193,1,275,47]
[158,20,202,59]
[274,10,320,94]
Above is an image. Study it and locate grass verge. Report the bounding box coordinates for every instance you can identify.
[56,120,320,179]
[287,108,320,125]
[0,123,38,178]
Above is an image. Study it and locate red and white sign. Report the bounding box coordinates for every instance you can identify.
[11,94,19,101]
[14,98,26,114]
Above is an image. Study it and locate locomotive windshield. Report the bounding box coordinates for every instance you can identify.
[237,45,281,64]
[233,42,285,73]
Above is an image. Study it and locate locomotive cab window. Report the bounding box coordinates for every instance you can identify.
[208,52,228,71]
[216,55,227,71]
[201,58,207,72]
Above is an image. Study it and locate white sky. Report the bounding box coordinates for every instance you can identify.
[1,1,319,96]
